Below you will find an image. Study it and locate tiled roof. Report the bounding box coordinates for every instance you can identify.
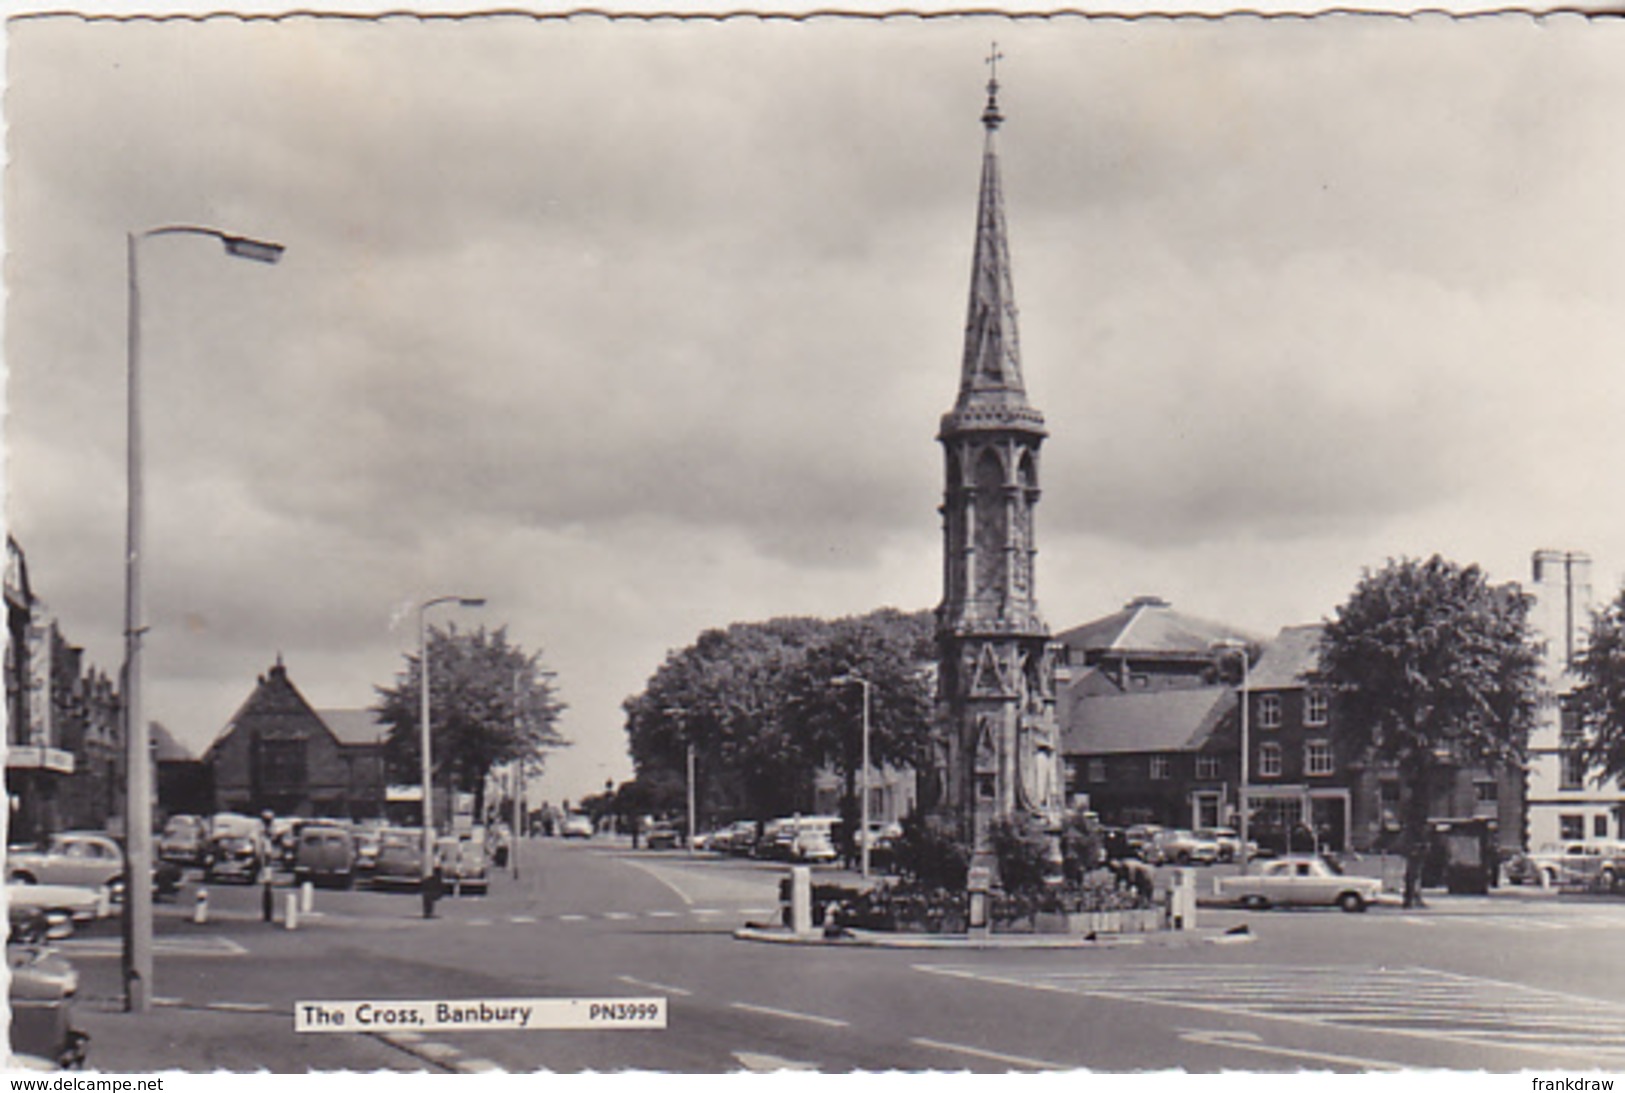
[1056,596,1254,657]
[1060,684,1235,755]
[1248,624,1325,691]
[316,709,389,748]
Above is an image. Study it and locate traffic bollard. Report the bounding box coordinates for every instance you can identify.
[790,866,812,935]
[300,881,314,914]
[284,892,299,931]
[193,888,209,925]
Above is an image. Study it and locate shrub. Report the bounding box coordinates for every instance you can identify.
[990,814,1054,895]
[889,813,970,890]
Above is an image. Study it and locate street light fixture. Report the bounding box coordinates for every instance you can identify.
[419,594,485,913]
[831,674,873,880]
[123,223,282,1013]
[1212,640,1252,876]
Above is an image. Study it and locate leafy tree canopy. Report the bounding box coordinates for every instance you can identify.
[622,608,934,825]
[375,624,567,818]
[1576,586,1625,785]
[1319,555,1540,906]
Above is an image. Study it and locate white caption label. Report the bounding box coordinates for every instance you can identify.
[295,997,666,1032]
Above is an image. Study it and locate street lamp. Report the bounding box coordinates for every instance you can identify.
[419,594,485,913]
[662,707,695,858]
[123,224,282,1013]
[831,674,873,880]
[1212,640,1252,876]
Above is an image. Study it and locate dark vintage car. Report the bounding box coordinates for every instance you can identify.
[203,815,266,884]
[436,832,489,895]
[157,814,209,867]
[8,908,89,1069]
[370,829,426,889]
[292,823,357,889]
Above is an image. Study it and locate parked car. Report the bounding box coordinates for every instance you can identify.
[292,822,357,889]
[722,820,760,856]
[1123,824,1165,861]
[436,831,489,894]
[157,814,209,866]
[1218,855,1384,912]
[353,825,383,875]
[1150,829,1220,865]
[203,814,265,884]
[645,822,682,850]
[8,909,89,1068]
[755,819,795,860]
[5,883,105,939]
[560,813,594,839]
[1194,827,1254,863]
[1524,841,1625,889]
[8,833,125,889]
[370,828,426,889]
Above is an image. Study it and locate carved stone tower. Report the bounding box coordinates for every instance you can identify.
[930,64,1064,864]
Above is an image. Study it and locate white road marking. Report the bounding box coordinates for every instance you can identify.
[729,1001,850,1029]
[210,1000,274,1013]
[739,907,776,916]
[909,1036,1068,1071]
[1179,1028,1402,1071]
[618,858,696,905]
[646,910,680,918]
[733,1051,817,1071]
[507,915,537,924]
[59,936,249,958]
[558,914,589,922]
[603,911,636,921]
[618,974,692,997]
[691,908,722,916]
[916,963,1625,1063]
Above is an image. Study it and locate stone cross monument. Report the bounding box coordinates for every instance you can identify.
[929,59,1065,876]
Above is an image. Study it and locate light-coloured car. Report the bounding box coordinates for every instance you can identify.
[1525,841,1625,888]
[1151,829,1220,865]
[6,882,107,938]
[8,833,125,889]
[436,832,489,894]
[157,814,209,866]
[560,813,594,839]
[1218,855,1384,913]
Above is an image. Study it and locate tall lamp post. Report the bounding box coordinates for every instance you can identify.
[419,595,485,914]
[831,674,872,880]
[123,224,283,1013]
[1212,640,1252,876]
[662,707,695,858]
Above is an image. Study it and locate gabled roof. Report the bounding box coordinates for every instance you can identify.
[316,709,388,748]
[1056,596,1254,658]
[1248,624,1325,691]
[1060,683,1235,755]
[149,720,195,763]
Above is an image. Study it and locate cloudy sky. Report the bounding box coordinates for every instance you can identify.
[6,12,1624,805]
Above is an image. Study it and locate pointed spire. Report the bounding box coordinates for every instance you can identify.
[942,47,1046,438]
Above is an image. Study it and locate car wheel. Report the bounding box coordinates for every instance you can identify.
[1600,867,1618,893]
[1339,891,1367,913]
[10,871,37,885]
[1241,895,1268,911]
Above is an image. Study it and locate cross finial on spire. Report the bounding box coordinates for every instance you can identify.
[982,43,1004,130]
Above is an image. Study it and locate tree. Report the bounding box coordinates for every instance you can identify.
[1575,587,1625,786]
[375,625,567,823]
[1319,555,1541,908]
[623,617,827,824]
[780,609,936,864]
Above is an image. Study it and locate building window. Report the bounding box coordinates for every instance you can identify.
[1560,814,1585,841]
[1305,741,1334,776]
[1088,759,1106,783]
[1257,694,1282,729]
[1597,815,1611,839]
[1305,690,1329,726]
[259,739,305,789]
[1150,756,1171,781]
[1195,754,1221,780]
[1475,780,1499,804]
[1561,750,1587,791]
[1258,743,1282,778]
